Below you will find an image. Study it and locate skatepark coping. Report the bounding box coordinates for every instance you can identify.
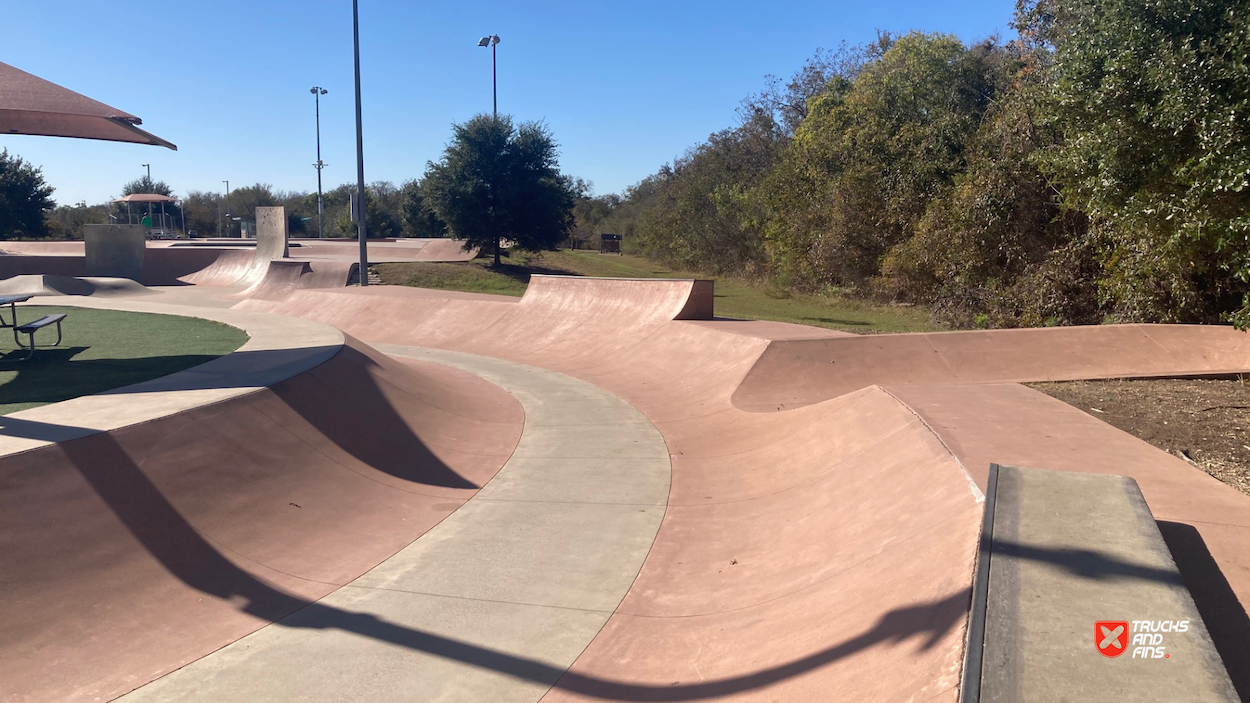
[963,464,1238,702]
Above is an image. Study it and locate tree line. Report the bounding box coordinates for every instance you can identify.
[17,116,589,261]
[596,0,1250,328]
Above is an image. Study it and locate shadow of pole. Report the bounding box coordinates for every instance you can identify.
[57,429,972,700]
[993,540,1187,586]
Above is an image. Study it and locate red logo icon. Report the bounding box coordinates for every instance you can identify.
[1097,621,1129,657]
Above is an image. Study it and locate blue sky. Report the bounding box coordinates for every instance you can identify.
[3,1,1016,206]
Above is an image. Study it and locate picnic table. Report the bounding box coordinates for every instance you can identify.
[0,295,32,329]
[0,295,69,361]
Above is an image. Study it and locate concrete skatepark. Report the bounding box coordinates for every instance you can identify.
[0,228,1247,702]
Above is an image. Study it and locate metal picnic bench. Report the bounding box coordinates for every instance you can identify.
[0,295,69,361]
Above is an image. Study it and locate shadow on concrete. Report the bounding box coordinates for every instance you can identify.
[265,343,478,489]
[994,540,1186,586]
[53,421,967,700]
[0,344,477,490]
[0,347,225,409]
[1157,521,1250,701]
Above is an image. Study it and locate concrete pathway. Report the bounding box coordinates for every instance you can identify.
[120,346,671,702]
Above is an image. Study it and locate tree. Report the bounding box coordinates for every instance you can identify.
[422,115,578,265]
[0,150,56,239]
[1020,0,1250,325]
[400,178,448,238]
[122,176,172,197]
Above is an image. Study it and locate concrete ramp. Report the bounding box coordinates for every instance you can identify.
[235,281,1250,701]
[520,275,713,321]
[0,274,153,297]
[732,325,1250,411]
[232,259,358,301]
[172,248,258,286]
[0,335,524,702]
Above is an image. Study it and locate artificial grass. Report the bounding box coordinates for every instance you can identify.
[375,249,936,334]
[0,305,249,414]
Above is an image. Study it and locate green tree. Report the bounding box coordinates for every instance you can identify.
[422,115,577,265]
[631,109,785,274]
[761,32,1000,289]
[0,150,56,239]
[122,176,172,197]
[1020,0,1250,324]
[400,178,448,238]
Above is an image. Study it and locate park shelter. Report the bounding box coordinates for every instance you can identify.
[0,61,175,149]
[114,193,179,233]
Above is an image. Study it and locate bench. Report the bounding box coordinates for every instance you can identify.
[13,314,67,361]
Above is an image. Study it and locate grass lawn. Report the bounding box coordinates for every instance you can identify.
[375,249,935,334]
[0,306,249,415]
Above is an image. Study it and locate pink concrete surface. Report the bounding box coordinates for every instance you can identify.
[6,268,1250,701]
[0,238,478,290]
[287,237,479,262]
[239,278,1250,701]
[228,259,358,301]
[0,337,523,702]
[732,324,1250,411]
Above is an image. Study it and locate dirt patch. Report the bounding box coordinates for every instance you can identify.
[1029,377,1250,496]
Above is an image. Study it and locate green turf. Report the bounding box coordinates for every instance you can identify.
[0,305,249,415]
[375,249,936,334]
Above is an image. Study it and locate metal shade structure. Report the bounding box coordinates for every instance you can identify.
[0,61,176,150]
[113,193,177,203]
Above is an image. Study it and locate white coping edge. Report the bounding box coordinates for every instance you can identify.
[0,296,345,458]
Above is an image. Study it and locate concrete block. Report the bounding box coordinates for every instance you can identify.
[972,465,1237,702]
[83,225,145,280]
[255,207,288,260]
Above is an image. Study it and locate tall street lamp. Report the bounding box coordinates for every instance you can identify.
[352,0,368,283]
[477,34,500,119]
[222,180,231,237]
[310,86,328,238]
[141,163,153,229]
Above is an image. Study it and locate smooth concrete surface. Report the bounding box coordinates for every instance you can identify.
[255,205,289,259]
[0,274,154,297]
[83,224,145,280]
[980,466,1237,702]
[121,346,671,703]
[0,296,343,455]
[238,280,1250,702]
[3,272,1250,701]
[733,324,1250,410]
[1,339,525,702]
[886,382,1250,699]
[231,258,358,301]
[241,284,986,702]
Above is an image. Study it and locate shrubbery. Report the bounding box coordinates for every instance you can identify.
[605,0,1250,328]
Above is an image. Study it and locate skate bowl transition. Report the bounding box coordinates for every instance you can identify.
[1,272,1248,702]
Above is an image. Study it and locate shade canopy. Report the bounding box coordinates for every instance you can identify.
[0,61,176,150]
[114,193,177,203]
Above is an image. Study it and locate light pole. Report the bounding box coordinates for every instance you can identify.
[141,163,153,229]
[352,0,368,283]
[477,34,500,119]
[222,180,231,237]
[310,86,328,238]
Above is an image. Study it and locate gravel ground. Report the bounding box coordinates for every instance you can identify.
[1029,377,1250,496]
